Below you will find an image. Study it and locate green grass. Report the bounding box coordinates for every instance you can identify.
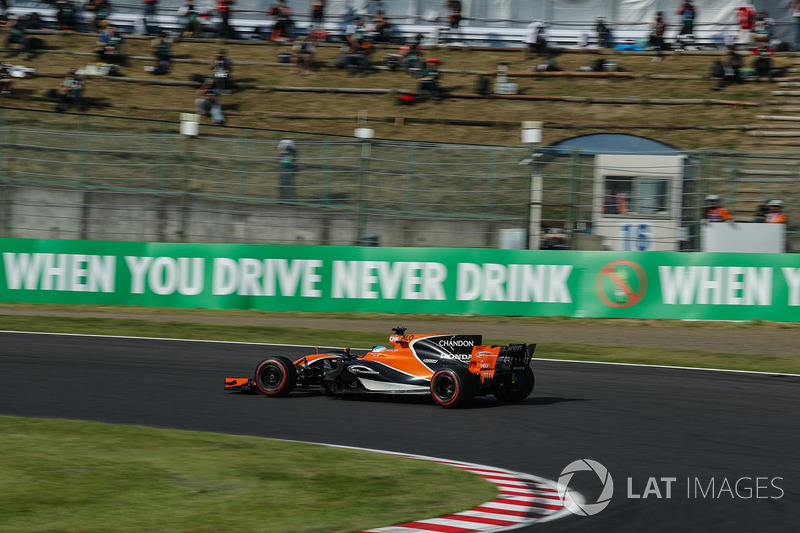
[0,416,496,533]
[1,309,799,374]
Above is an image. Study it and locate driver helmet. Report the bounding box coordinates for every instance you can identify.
[705,194,720,202]
[767,199,784,207]
[371,346,387,353]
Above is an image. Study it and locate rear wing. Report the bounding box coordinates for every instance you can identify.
[497,343,535,369]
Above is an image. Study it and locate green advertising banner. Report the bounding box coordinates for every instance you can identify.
[1,238,799,321]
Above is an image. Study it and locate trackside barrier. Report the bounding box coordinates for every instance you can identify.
[1,238,800,321]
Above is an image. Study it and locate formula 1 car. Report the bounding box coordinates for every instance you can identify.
[225,327,535,408]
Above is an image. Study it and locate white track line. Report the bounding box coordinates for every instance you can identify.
[1,330,796,377]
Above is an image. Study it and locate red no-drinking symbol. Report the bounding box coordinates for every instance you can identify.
[595,260,648,308]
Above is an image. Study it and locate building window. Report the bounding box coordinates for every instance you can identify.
[603,176,669,216]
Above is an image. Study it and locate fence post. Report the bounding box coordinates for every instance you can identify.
[238,129,248,196]
[179,136,194,243]
[356,139,371,243]
[79,115,88,186]
[158,122,168,191]
[568,148,579,232]
[321,139,331,205]
[727,156,739,218]
[485,148,495,216]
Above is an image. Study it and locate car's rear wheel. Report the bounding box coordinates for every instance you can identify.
[494,366,535,402]
[430,366,477,408]
[254,356,297,397]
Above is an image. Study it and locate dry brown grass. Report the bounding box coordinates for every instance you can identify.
[4,31,796,148]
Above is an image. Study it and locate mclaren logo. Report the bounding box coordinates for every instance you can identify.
[348,365,379,375]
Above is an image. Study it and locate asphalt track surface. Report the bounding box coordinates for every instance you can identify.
[2,331,799,533]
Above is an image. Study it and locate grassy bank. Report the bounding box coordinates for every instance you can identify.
[0,416,495,533]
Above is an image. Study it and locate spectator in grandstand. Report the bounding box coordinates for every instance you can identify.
[765,199,787,223]
[291,36,315,74]
[701,194,732,222]
[345,17,367,47]
[55,68,85,112]
[418,57,444,102]
[96,24,125,65]
[149,31,171,74]
[372,9,392,43]
[751,39,775,81]
[793,0,800,51]
[711,48,742,91]
[310,0,325,31]
[195,77,225,124]
[752,11,774,44]
[56,0,77,32]
[523,19,546,59]
[142,0,158,35]
[268,0,293,40]
[676,1,697,39]
[446,0,462,31]
[595,18,612,48]
[86,0,111,33]
[735,4,755,47]
[216,0,234,39]
[650,11,666,61]
[178,0,203,37]
[210,48,233,94]
[400,41,424,75]
[0,62,12,95]
[5,16,31,58]
[346,40,371,77]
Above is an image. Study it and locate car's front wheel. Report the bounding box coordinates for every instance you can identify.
[430,366,477,408]
[254,356,297,397]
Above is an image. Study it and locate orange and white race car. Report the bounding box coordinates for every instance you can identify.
[225,327,535,408]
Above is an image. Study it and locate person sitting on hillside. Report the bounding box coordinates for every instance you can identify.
[86,0,112,33]
[0,62,13,95]
[56,0,77,32]
[5,16,31,58]
[178,0,202,37]
[400,41,424,75]
[344,40,371,77]
[150,31,171,74]
[96,24,125,65]
[595,18,612,48]
[345,17,367,47]
[701,194,732,222]
[290,36,315,74]
[195,77,225,124]
[523,19,546,59]
[371,9,392,42]
[55,68,85,112]
[268,0,293,40]
[210,48,233,94]
[711,48,742,91]
[751,39,775,81]
[418,57,444,102]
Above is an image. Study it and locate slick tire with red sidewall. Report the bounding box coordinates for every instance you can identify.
[430,366,477,408]
[254,356,298,397]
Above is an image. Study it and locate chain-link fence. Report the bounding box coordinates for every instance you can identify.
[0,108,797,251]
